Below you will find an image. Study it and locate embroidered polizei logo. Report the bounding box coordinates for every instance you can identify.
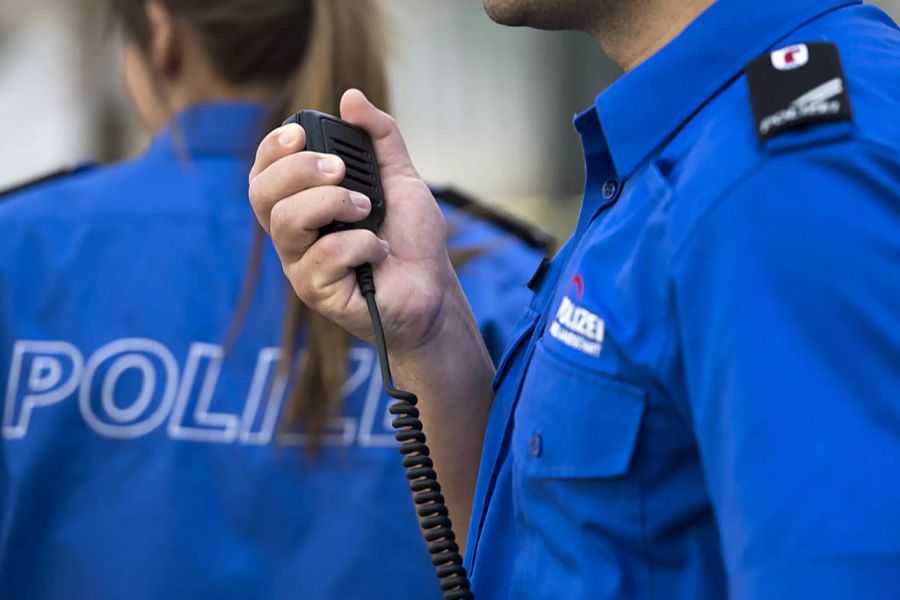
[770,44,809,70]
[548,274,606,357]
[758,76,844,136]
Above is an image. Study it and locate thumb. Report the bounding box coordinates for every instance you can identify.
[340,89,419,179]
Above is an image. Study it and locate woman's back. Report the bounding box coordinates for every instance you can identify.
[0,102,544,599]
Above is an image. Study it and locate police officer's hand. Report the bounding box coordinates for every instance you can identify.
[248,89,459,354]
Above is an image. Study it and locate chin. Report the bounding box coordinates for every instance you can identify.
[482,0,522,25]
[482,0,587,31]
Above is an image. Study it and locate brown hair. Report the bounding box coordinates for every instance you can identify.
[110,0,391,446]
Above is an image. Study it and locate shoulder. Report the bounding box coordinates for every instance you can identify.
[665,5,899,252]
[434,187,555,255]
[433,188,551,357]
[778,4,900,152]
[434,187,549,300]
[0,150,245,226]
[0,163,99,218]
[0,163,98,202]
[0,159,151,225]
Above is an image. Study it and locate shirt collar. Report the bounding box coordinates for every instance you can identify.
[147,102,271,161]
[582,0,860,179]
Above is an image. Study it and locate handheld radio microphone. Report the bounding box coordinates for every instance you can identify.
[282,111,474,600]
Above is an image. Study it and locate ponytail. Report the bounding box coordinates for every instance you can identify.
[110,0,473,451]
[268,0,391,447]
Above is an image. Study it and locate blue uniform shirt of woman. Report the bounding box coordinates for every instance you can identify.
[0,102,545,599]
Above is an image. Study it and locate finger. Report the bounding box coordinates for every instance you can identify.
[340,89,419,179]
[249,152,347,232]
[269,186,373,262]
[290,229,390,303]
[249,123,306,183]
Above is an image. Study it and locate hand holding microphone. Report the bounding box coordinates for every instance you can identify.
[248,89,460,358]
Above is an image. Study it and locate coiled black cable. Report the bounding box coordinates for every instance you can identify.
[355,265,474,600]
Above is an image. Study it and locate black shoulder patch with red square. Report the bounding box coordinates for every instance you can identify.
[745,42,852,142]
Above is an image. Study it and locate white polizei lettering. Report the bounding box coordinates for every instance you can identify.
[279,347,374,447]
[559,305,605,342]
[549,296,606,357]
[549,322,602,357]
[101,353,156,423]
[279,416,358,447]
[168,343,240,443]
[557,296,574,323]
[3,341,84,439]
[342,347,376,397]
[4,338,393,447]
[30,356,63,393]
[357,359,399,448]
[238,347,287,446]
[79,338,179,439]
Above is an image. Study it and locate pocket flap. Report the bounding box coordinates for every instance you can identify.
[513,343,646,479]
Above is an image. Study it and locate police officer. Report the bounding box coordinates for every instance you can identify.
[249,0,900,597]
[0,1,546,598]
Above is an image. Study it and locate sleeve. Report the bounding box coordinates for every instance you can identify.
[670,141,900,599]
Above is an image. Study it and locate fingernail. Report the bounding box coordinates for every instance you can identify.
[380,239,390,254]
[278,125,298,146]
[349,192,370,209]
[318,156,342,175]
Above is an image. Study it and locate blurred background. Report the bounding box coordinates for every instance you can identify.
[1,0,898,241]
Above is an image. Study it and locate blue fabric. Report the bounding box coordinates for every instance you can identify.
[467,1,900,598]
[0,102,544,599]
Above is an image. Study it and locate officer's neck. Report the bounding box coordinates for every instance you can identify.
[586,0,715,72]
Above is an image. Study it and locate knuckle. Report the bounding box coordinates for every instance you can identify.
[268,200,293,242]
[307,272,327,298]
[279,154,316,190]
[290,150,318,174]
[307,186,348,219]
[247,177,263,206]
[257,132,280,160]
[292,266,314,300]
[325,186,349,208]
[293,258,327,304]
[312,233,339,262]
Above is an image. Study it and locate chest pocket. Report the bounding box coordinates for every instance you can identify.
[513,340,646,478]
[509,340,650,594]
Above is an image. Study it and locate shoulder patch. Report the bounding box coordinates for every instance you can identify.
[433,187,555,254]
[746,42,852,142]
[0,163,97,201]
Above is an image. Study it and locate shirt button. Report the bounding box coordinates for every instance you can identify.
[529,433,543,458]
[601,179,619,200]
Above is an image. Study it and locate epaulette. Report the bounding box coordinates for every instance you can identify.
[745,42,852,143]
[433,187,556,255]
[0,163,97,201]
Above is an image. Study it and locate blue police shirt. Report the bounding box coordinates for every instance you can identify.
[466,0,900,598]
[0,103,544,599]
